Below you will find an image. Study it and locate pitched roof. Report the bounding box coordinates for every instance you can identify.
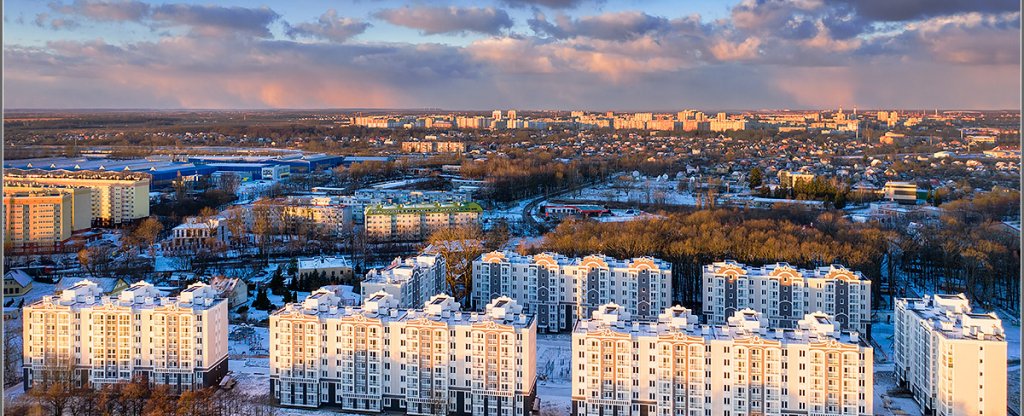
[4,270,32,287]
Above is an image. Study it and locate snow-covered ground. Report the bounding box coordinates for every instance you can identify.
[595,209,664,223]
[535,333,573,415]
[568,180,698,206]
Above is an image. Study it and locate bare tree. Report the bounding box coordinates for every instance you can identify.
[27,357,78,416]
[4,319,23,387]
[427,225,486,302]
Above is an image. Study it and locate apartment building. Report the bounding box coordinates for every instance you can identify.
[572,305,873,416]
[362,253,446,308]
[4,186,91,230]
[703,261,872,334]
[245,197,353,238]
[473,251,672,332]
[364,202,482,241]
[401,141,466,153]
[22,280,228,392]
[3,190,75,248]
[341,190,471,224]
[167,216,229,252]
[4,169,150,226]
[894,294,1007,416]
[269,290,537,415]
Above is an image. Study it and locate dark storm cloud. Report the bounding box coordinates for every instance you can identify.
[374,6,514,35]
[286,9,371,43]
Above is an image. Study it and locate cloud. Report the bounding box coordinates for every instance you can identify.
[149,4,280,38]
[50,0,151,22]
[374,6,513,36]
[529,11,672,40]
[834,0,1019,21]
[286,9,370,43]
[500,0,594,9]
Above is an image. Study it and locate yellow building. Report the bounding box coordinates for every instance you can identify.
[5,169,150,226]
[364,202,482,241]
[4,190,75,248]
[4,186,91,231]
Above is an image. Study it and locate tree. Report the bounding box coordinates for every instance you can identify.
[252,287,274,311]
[218,172,241,196]
[428,225,486,303]
[4,318,23,388]
[77,245,115,278]
[269,266,285,295]
[27,357,78,416]
[143,385,176,416]
[132,217,164,256]
[748,167,763,189]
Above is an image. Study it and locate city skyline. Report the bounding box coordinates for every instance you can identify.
[4,0,1021,110]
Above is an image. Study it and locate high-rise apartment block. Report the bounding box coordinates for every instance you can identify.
[572,305,873,416]
[22,281,228,392]
[894,294,1007,416]
[4,189,78,248]
[362,252,447,308]
[364,202,482,241]
[4,169,150,226]
[703,261,871,334]
[473,251,672,332]
[269,290,537,415]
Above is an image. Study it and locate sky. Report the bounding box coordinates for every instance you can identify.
[2,0,1021,110]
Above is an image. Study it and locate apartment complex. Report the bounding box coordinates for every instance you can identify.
[4,169,150,226]
[22,280,229,392]
[4,189,77,248]
[401,141,466,153]
[362,253,446,308]
[473,251,673,332]
[269,290,537,416]
[572,305,873,416]
[703,261,872,334]
[364,202,482,241]
[894,294,1007,416]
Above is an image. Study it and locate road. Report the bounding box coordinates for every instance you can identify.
[521,179,605,231]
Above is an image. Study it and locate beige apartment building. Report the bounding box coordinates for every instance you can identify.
[22,280,229,392]
[894,294,1007,416]
[364,202,482,241]
[401,141,466,153]
[573,305,873,416]
[473,251,673,332]
[5,169,150,226]
[703,261,872,334]
[269,290,537,416]
[362,252,446,308]
[3,190,76,248]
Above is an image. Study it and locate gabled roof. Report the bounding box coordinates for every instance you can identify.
[4,270,33,287]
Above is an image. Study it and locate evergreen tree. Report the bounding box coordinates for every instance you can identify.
[269,266,285,295]
[252,287,273,311]
[748,167,763,189]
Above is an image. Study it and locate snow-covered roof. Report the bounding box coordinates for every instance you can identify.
[4,270,32,287]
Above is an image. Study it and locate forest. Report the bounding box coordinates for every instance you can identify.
[537,195,1020,313]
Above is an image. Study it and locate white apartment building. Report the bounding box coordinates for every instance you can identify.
[703,261,871,334]
[245,196,353,238]
[894,294,1007,416]
[5,169,150,226]
[22,280,228,392]
[269,290,537,416]
[168,216,229,252]
[362,253,446,308]
[473,251,672,333]
[364,202,482,241]
[573,305,873,416]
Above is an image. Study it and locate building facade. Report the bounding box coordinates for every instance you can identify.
[893,294,1007,416]
[3,190,75,248]
[572,305,873,416]
[473,251,672,333]
[269,290,537,415]
[703,261,872,334]
[168,216,229,252]
[4,169,150,226]
[22,280,229,392]
[362,253,446,308]
[364,202,482,241]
